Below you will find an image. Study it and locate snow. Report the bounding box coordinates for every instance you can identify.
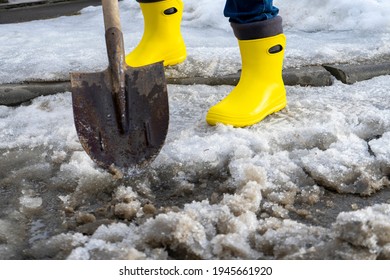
[0,0,390,260]
[335,204,390,255]
[279,0,390,32]
[1,0,390,83]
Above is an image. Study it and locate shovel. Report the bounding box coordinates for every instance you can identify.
[70,0,169,172]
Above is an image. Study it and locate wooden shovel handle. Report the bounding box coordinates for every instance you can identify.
[101,0,128,133]
[101,0,125,72]
[101,0,125,78]
[102,0,122,32]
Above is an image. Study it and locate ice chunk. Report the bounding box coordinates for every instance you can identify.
[369,132,390,162]
[334,204,390,254]
[300,135,383,195]
[141,212,209,258]
[19,195,42,209]
[221,181,263,215]
[255,218,330,259]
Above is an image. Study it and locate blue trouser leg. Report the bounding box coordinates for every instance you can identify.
[224,0,279,23]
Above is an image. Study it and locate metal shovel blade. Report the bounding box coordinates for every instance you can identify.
[71,62,169,170]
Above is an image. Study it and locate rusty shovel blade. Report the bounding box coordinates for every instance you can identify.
[70,0,169,172]
[71,62,169,171]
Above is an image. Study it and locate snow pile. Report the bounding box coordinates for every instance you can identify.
[0,94,77,150]
[278,0,390,32]
[65,199,263,260]
[64,203,389,260]
[2,76,389,259]
[63,78,390,259]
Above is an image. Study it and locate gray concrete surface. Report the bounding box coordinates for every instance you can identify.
[2,63,389,106]
[0,0,100,24]
[324,63,390,84]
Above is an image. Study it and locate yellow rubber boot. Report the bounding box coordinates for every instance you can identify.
[126,0,186,67]
[206,33,287,127]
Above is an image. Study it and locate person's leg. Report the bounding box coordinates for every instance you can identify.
[125,0,186,67]
[224,0,279,23]
[206,0,286,127]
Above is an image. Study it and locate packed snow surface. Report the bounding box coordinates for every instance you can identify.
[0,0,390,259]
[0,0,390,83]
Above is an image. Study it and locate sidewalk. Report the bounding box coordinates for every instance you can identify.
[1,62,390,106]
[0,0,100,24]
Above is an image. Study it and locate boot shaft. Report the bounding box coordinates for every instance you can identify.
[126,0,186,67]
[138,0,183,37]
[232,16,285,82]
[238,34,286,82]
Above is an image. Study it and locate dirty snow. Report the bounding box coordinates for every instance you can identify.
[0,0,390,259]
